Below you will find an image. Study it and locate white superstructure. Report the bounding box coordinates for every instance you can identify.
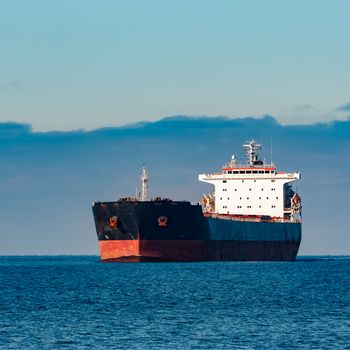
[199,140,301,221]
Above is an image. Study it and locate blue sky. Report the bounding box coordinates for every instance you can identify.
[1,0,350,130]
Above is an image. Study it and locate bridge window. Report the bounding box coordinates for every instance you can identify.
[246,171,252,174]
[233,171,239,174]
[265,171,270,174]
[228,171,232,174]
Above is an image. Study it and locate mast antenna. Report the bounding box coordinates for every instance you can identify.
[270,136,273,165]
[140,164,148,201]
[242,139,261,166]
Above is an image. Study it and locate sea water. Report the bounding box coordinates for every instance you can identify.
[0,256,349,349]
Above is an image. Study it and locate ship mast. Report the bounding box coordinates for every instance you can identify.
[242,139,261,166]
[140,164,148,201]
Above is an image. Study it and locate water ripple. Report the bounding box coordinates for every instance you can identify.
[0,256,349,349]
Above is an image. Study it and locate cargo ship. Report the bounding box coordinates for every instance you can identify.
[92,140,302,262]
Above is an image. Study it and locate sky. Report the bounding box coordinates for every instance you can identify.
[1,0,350,130]
[0,1,349,256]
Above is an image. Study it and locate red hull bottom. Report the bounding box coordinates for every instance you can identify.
[99,239,299,262]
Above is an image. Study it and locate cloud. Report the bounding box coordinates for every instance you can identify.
[293,104,313,112]
[336,102,350,112]
[0,80,23,93]
[0,115,349,255]
[0,121,31,137]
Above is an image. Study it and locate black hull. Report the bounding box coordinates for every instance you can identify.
[92,201,301,262]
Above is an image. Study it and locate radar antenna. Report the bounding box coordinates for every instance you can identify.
[242,139,261,166]
[140,164,148,201]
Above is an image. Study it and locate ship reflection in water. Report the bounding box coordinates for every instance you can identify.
[92,140,302,262]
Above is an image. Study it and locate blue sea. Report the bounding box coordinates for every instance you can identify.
[0,257,349,349]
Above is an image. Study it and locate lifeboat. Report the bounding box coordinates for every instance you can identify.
[292,194,301,204]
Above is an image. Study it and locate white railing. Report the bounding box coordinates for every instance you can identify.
[203,212,301,224]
